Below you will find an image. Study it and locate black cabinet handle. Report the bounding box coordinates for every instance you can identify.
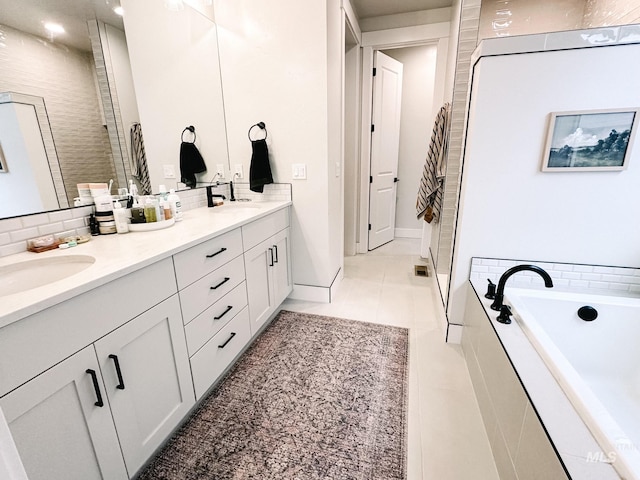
[108,354,125,390]
[210,277,230,290]
[273,245,278,263]
[86,369,104,407]
[206,247,227,258]
[214,305,233,320]
[218,332,236,349]
[268,248,274,267]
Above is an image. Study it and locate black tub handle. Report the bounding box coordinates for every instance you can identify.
[218,332,236,349]
[214,305,233,320]
[86,369,104,407]
[108,354,125,390]
[206,247,227,258]
[210,277,230,290]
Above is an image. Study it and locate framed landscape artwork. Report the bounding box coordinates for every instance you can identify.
[541,108,639,172]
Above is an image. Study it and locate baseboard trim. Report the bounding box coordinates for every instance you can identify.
[446,323,463,344]
[394,228,421,239]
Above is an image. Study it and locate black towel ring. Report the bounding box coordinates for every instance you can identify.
[248,122,267,141]
[181,125,196,143]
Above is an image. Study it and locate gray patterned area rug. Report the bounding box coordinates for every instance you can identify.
[137,310,409,480]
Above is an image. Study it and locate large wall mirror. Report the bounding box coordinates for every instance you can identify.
[0,0,229,220]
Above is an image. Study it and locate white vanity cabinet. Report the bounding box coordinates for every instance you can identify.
[0,346,128,480]
[243,209,292,335]
[0,260,195,479]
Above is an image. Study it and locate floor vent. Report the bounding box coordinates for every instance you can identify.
[414,265,429,277]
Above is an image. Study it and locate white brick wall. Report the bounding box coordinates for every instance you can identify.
[0,23,115,204]
[470,257,640,295]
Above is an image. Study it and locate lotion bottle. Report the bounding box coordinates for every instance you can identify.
[167,189,183,221]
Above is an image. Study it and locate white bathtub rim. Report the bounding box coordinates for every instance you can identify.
[507,288,640,480]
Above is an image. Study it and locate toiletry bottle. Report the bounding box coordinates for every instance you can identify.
[113,202,129,234]
[167,189,183,221]
[162,199,172,220]
[144,197,158,222]
[89,213,100,236]
[130,197,146,224]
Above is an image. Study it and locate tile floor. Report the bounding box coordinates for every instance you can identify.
[281,238,500,480]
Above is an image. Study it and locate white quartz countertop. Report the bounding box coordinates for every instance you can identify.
[0,201,291,329]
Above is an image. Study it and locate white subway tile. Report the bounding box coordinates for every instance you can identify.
[553,264,574,272]
[561,272,581,280]
[481,259,499,266]
[489,266,504,274]
[630,285,640,294]
[593,266,614,274]
[63,218,86,230]
[613,267,633,276]
[581,273,602,281]
[0,233,9,246]
[589,281,610,289]
[10,227,40,242]
[553,279,570,287]
[573,265,593,273]
[73,207,94,219]
[0,218,23,233]
[49,210,74,222]
[608,283,630,291]
[600,274,622,283]
[0,242,27,257]
[21,214,49,227]
[569,280,589,288]
[38,222,64,235]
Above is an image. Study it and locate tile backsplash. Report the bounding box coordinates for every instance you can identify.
[470,257,640,294]
[0,183,292,258]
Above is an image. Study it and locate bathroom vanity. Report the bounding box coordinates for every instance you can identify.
[0,201,292,479]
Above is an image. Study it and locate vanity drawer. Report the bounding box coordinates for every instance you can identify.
[184,281,248,355]
[173,228,243,289]
[190,306,251,400]
[241,208,289,251]
[178,255,245,324]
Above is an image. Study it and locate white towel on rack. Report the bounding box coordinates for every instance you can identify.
[417,103,451,223]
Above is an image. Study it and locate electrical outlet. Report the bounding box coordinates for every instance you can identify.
[216,164,225,178]
[163,164,176,179]
[234,164,243,179]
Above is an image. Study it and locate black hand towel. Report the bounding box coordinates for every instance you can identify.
[180,142,207,188]
[249,139,273,193]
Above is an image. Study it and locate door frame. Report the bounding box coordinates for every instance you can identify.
[355,23,451,254]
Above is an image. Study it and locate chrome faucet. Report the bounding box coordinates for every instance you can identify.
[490,264,553,311]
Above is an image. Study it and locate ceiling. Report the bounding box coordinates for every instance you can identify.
[0,0,124,51]
[350,0,454,19]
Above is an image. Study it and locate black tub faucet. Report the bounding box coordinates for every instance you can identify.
[490,264,553,311]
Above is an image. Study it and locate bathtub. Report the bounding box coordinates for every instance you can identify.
[506,287,640,480]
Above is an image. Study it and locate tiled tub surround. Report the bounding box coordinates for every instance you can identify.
[0,183,292,258]
[462,257,639,479]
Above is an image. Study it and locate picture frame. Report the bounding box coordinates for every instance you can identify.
[0,142,7,173]
[541,108,639,172]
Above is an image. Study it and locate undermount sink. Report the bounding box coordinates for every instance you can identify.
[0,255,96,297]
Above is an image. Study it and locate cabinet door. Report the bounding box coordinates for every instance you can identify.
[94,295,194,477]
[271,228,292,306]
[0,346,128,480]
[244,237,274,335]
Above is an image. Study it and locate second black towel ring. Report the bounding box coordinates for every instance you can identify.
[248,122,267,141]
[182,125,196,143]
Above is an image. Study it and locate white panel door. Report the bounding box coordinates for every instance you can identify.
[368,51,403,250]
[94,295,194,477]
[0,346,128,480]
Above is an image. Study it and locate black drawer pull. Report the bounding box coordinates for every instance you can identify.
[273,245,279,263]
[86,369,104,407]
[214,305,233,320]
[206,247,227,258]
[268,248,274,267]
[210,277,230,290]
[218,332,237,349]
[108,354,125,390]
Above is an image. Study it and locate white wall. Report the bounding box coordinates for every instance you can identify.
[214,0,342,291]
[449,43,640,325]
[383,45,438,238]
[0,104,57,217]
[122,0,228,191]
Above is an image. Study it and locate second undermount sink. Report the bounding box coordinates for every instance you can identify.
[0,255,96,297]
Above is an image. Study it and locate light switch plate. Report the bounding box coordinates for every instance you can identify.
[234,164,243,179]
[292,163,307,180]
[163,164,176,179]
